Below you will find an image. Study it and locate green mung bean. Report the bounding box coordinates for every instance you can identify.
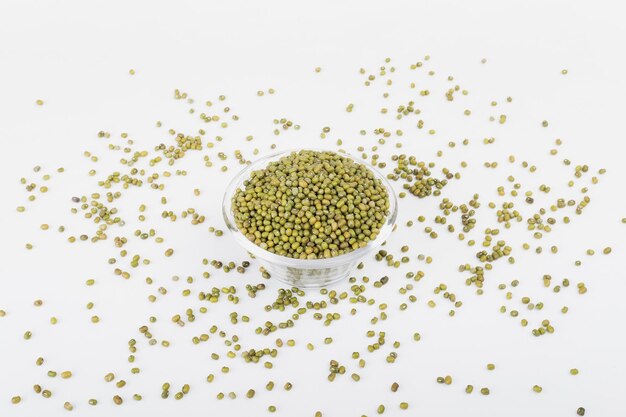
[231,150,389,259]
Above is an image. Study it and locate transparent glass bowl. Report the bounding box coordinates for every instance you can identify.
[222,150,398,288]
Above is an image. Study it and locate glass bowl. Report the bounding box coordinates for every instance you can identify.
[222,149,398,288]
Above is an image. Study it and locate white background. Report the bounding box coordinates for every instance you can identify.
[1,1,625,416]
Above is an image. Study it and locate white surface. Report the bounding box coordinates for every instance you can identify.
[1,1,625,416]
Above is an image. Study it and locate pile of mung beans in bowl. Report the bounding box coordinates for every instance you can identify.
[222,149,398,287]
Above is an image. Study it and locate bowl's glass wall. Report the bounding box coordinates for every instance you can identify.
[222,150,397,287]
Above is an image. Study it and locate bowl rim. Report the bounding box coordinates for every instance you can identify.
[221,148,398,268]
